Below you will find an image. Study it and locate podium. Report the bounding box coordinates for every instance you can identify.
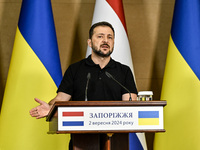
[46,101,166,150]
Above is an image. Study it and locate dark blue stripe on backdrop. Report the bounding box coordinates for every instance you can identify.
[129,133,144,150]
[171,0,200,80]
[18,0,62,87]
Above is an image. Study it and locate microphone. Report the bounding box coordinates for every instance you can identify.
[85,73,91,101]
[105,71,132,101]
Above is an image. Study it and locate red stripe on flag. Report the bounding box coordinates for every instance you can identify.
[63,112,84,117]
[106,0,127,32]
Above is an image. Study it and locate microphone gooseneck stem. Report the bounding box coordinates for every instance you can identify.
[85,73,91,101]
[105,72,132,101]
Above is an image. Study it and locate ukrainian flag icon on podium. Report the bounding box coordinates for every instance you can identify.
[138,111,159,126]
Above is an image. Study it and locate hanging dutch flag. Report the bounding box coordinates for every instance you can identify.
[86,0,147,149]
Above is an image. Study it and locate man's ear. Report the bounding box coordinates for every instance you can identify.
[87,39,92,47]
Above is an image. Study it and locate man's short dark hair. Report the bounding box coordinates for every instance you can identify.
[89,21,115,39]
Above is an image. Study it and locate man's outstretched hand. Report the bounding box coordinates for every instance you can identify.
[29,98,51,119]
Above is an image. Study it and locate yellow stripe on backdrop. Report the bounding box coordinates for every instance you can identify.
[0,27,69,149]
[154,36,200,150]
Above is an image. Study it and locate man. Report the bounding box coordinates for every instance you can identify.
[30,21,137,119]
[30,21,137,150]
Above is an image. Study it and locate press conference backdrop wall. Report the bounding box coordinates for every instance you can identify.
[0,0,175,150]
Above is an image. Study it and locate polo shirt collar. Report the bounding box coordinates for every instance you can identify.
[86,55,116,68]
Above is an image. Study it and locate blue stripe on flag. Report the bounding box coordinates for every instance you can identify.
[171,0,200,80]
[18,0,62,87]
[139,111,159,118]
[129,133,144,150]
[63,121,84,126]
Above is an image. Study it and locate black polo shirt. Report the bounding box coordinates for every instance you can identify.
[57,55,137,101]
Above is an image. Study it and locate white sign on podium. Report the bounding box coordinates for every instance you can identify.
[47,101,166,133]
[58,106,163,131]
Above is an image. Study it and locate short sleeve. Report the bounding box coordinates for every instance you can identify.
[123,67,138,94]
[57,66,73,95]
